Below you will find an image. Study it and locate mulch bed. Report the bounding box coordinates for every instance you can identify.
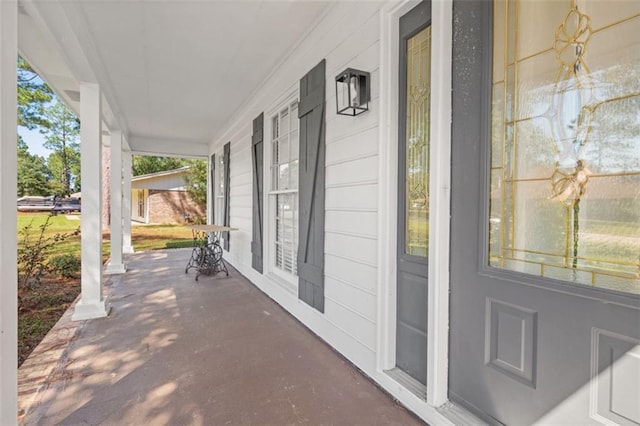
[18,275,80,366]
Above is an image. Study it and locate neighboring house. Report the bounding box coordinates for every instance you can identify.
[131,167,204,224]
[3,1,639,425]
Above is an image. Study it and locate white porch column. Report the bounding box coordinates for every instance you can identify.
[73,82,110,321]
[0,1,18,422]
[105,130,126,274]
[122,149,134,253]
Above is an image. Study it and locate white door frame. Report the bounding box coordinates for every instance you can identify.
[376,0,452,410]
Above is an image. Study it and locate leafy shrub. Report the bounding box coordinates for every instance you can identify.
[183,213,206,224]
[165,240,194,249]
[17,214,80,289]
[48,254,81,278]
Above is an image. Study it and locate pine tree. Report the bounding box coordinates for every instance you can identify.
[17,137,51,197]
[41,100,80,196]
[17,56,53,129]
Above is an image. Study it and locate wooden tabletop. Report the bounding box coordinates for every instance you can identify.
[186,224,239,232]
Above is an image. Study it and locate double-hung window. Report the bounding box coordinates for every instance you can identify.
[269,97,299,281]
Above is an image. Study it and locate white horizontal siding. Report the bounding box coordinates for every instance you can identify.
[209,1,386,378]
[230,158,251,178]
[230,192,251,207]
[230,216,251,228]
[295,3,381,85]
[228,132,253,271]
[325,24,379,89]
[326,110,379,148]
[215,123,251,154]
[303,4,381,357]
[229,206,251,221]
[132,173,186,191]
[326,155,378,188]
[325,232,377,266]
[324,298,376,352]
[325,275,377,320]
[321,4,381,357]
[231,170,252,189]
[326,254,378,294]
[325,210,377,239]
[326,184,377,211]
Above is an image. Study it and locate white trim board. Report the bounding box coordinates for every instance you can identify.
[0,1,19,423]
[376,0,453,417]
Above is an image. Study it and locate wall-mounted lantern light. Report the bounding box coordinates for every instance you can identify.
[335,68,370,116]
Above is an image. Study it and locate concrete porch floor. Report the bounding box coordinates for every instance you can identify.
[20,249,423,425]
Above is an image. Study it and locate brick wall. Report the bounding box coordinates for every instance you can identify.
[147,190,205,224]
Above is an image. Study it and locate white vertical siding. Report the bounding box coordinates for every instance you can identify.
[209,2,384,375]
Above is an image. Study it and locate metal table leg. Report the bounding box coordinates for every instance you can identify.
[194,232,229,280]
[185,229,206,274]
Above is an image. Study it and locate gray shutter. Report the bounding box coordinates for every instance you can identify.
[210,153,215,224]
[251,113,264,273]
[297,59,326,313]
[223,142,231,251]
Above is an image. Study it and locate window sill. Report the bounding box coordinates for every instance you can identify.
[267,272,297,296]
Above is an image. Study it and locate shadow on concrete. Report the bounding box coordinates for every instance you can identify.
[23,249,423,425]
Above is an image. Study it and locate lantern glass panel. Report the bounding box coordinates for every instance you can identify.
[336,69,369,116]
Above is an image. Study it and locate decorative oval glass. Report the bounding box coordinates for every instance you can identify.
[488,0,640,295]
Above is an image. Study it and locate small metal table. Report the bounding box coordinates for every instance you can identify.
[184,224,238,281]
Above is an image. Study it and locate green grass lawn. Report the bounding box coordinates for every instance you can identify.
[17,212,81,232]
[18,212,194,259]
[131,223,194,252]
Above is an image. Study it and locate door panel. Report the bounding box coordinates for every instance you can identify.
[396,0,431,386]
[450,1,640,424]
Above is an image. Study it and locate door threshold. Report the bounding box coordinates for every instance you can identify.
[381,369,488,425]
[385,367,427,400]
[438,401,490,426]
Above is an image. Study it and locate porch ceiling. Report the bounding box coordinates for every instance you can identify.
[18,0,332,155]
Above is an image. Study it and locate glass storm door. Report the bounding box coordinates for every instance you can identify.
[396,0,431,388]
[449,1,640,424]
